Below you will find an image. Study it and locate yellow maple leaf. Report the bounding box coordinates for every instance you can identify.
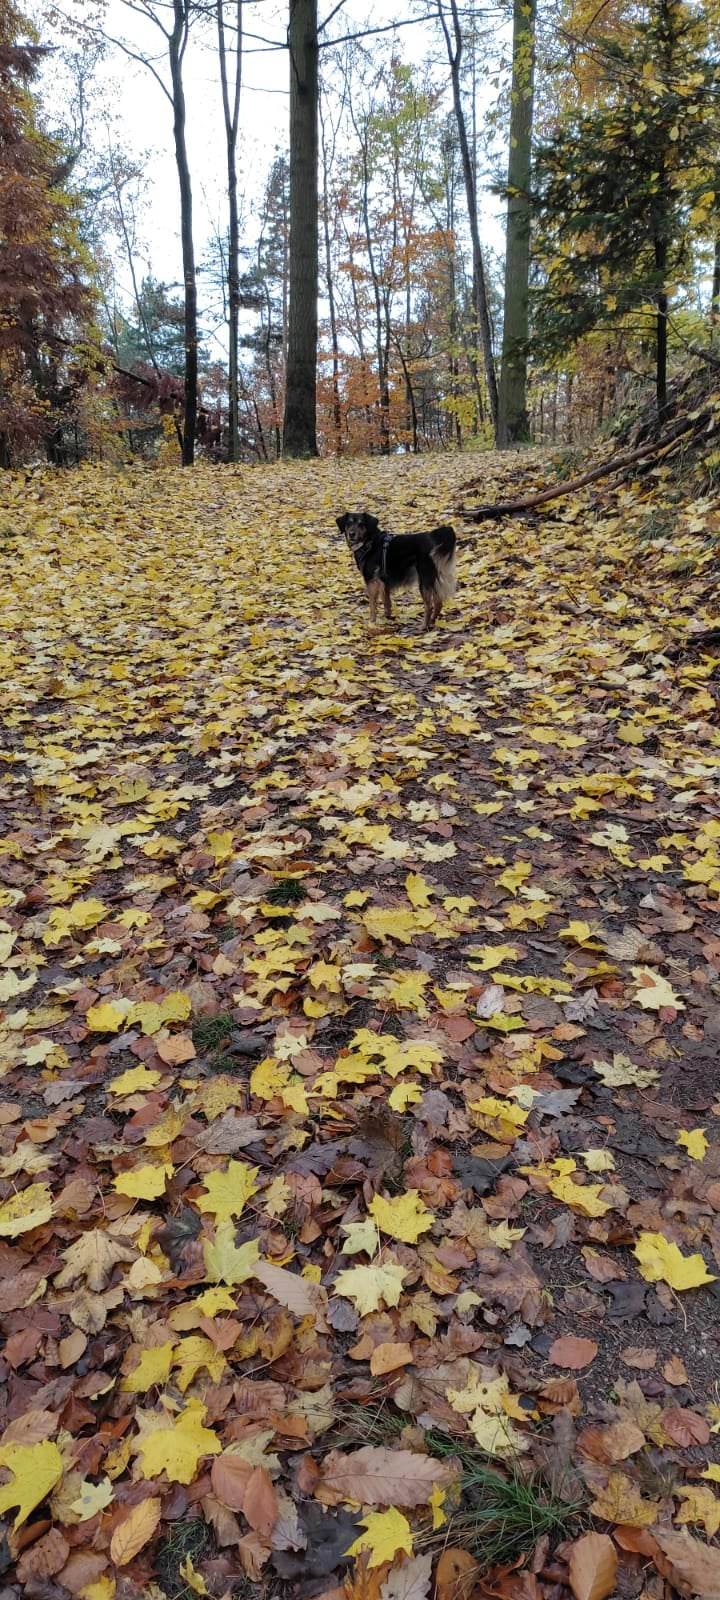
[631,967,684,1011]
[0,1440,64,1528]
[369,1191,434,1244]
[134,1400,220,1485]
[203,1221,261,1285]
[197,1160,259,1223]
[374,969,429,1013]
[675,1485,720,1537]
[86,1000,129,1033]
[388,1082,423,1112]
[363,906,435,944]
[496,861,532,895]
[109,1065,162,1096]
[121,1342,175,1393]
[250,1057,290,1100]
[0,1181,54,1236]
[548,1172,610,1217]
[558,920,603,948]
[470,1095,528,1142]
[173,1335,227,1393]
[69,1476,114,1521]
[447,1369,528,1457]
[590,1473,660,1527]
[334,1260,407,1315]
[345,1507,413,1568]
[113,1163,173,1201]
[466,943,519,970]
[677,1128,707,1162]
[592,1054,658,1090]
[405,872,432,907]
[634,1232,715,1291]
[341,1218,380,1256]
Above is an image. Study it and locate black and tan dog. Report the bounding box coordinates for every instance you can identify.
[337,511,457,631]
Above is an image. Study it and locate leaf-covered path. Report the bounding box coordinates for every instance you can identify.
[1,453,719,1599]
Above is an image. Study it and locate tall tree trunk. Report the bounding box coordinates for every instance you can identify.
[319,99,342,454]
[169,1,197,466]
[711,235,720,341]
[437,0,499,437]
[497,0,536,448]
[358,129,390,454]
[283,0,318,456]
[217,0,242,462]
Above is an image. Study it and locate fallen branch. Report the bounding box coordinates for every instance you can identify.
[460,422,699,522]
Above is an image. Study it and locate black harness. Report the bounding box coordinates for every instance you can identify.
[379,532,392,582]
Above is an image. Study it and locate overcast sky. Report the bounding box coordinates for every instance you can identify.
[39,0,508,356]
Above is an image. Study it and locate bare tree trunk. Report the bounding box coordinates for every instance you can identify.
[168,1,197,466]
[437,0,498,438]
[217,0,242,462]
[283,0,318,456]
[711,235,720,342]
[497,0,536,447]
[320,97,342,454]
[357,126,390,454]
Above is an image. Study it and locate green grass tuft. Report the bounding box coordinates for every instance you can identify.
[266,876,306,905]
[155,1517,209,1600]
[333,1405,582,1573]
[192,1012,235,1054]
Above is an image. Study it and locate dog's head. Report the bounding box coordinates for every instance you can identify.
[336,511,379,554]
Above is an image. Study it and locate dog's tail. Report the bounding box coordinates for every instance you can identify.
[429,525,457,599]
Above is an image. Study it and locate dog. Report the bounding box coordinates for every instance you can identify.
[336,511,457,631]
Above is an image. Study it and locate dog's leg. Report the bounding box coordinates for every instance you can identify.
[421,589,435,632]
[383,584,392,620]
[367,579,382,625]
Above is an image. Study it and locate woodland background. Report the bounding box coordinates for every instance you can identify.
[2,0,720,467]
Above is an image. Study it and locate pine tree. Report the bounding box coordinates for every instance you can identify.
[532,0,719,420]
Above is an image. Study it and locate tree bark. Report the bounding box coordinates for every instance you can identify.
[217,0,242,462]
[320,97,342,454]
[437,0,499,437]
[711,235,720,341]
[169,1,197,466]
[283,0,318,457]
[497,0,536,448]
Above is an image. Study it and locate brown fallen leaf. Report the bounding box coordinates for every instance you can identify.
[156,1033,196,1064]
[653,1526,720,1597]
[435,1547,480,1600]
[242,1465,278,1539]
[316,1446,458,1508]
[253,1260,326,1317]
[662,1407,710,1447]
[211,1452,254,1511]
[17,1529,70,1583]
[621,1346,657,1370]
[663,1355,689,1386]
[568,1531,617,1600]
[369,1341,413,1376]
[109,1496,162,1565]
[548,1335,598,1371]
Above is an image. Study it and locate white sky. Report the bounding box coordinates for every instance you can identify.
[40,0,509,355]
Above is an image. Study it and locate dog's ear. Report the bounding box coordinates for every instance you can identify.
[363,513,380,534]
[336,514,349,533]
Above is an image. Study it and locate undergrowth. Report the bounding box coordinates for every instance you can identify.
[334,1401,583,1571]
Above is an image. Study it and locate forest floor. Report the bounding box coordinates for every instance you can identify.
[0,448,719,1600]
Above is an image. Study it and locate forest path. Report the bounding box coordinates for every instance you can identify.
[0,452,719,1596]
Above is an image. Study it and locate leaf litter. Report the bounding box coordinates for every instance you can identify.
[0,449,719,1597]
